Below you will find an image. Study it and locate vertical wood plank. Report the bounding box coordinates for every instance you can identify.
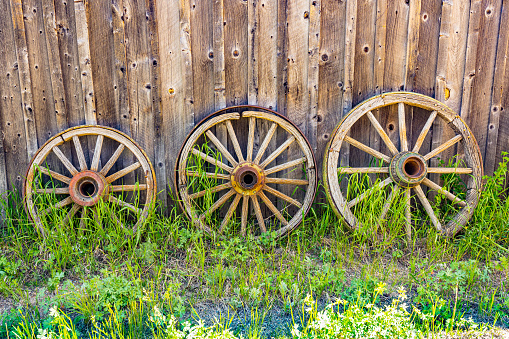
[213,0,226,110]
[23,0,60,147]
[190,0,214,121]
[53,0,85,127]
[307,0,320,151]
[75,0,97,126]
[460,0,482,124]
[374,0,387,94]
[316,0,346,171]
[11,0,38,160]
[41,0,67,130]
[351,0,376,168]
[467,0,503,165]
[342,0,357,117]
[86,0,118,127]
[434,0,470,172]
[224,0,248,107]
[286,0,310,136]
[488,2,509,175]
[257,0,278,109]
[248,0,258,105]
[276,0,288,115]
[146,0,167,208]
[156,0,194,201]
[383,0,409,92]
[123,0,154,159]
[0,0,29,192]
[111,0,130,134]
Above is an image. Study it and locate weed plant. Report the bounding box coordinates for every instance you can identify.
[0,154,508,337]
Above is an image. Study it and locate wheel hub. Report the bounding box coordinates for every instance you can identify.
[69,170,109,206]
[231,162,265,195]
[389,152,427,188]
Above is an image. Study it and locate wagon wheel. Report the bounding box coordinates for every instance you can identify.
[23,125,156,236]
[324,92,483,238]
[176,106,317,239]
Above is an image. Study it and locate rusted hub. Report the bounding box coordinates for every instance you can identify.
[231,162,265,195]
[389,152,427,188]
[69,170,109,206]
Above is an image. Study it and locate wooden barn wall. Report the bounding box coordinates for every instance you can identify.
[1,0,509,206]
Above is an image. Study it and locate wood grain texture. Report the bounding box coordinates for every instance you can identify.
[10,0,38,160]
[487,1,509,175]
[466,0,502,162]
[0,0,29,192]
[316,0,346,173]
[190,0,214,122]
[86,0,117,127]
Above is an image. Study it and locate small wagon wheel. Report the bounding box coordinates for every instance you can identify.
[176,106,317,239]
[324,92,483,238]
[23,125,156,236]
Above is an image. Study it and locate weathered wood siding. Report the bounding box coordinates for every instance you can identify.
[1,0,508,204]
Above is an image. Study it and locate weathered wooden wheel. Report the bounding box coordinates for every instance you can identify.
[324,92,483,238]
[23,125,156,236]
[176,106,317,239]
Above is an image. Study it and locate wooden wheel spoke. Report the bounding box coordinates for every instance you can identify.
[258,191,288,226]
[219,193,242,233]
[226,120,245,163]
[191,148,233,173]
[240,195,249,236]
[254,123,277,164]
[347,177,392,208]
[35,187,69,194]
[199,189,236,220]
[91,135,104,171]
[38,167,72,184]
[338,167,389,174]
[344,135,392,163]
[110,184,147,192]
[421,178,467,207]
[62,203,81,227]
[189,182,232,200]
[251,195,266,233]
[398,103,408,152]
[205,130,238,166]
[108,195,142,215]
[106,162,141,183]
[246,117,256,161]
[265,157,306,175]
[265,178,308,185]
[412,111,437,153]
[423,135,462,161]
[264,185,302,208]
[260,136,295,169]
[52,146,79,176]
[186,171,230,180]
[100,144,125,176]
[427,167,472,174]
[72,136,88,171]
[366,111,398,155]
[379,185,400,221]
[413,184,443,232]
[41,196,74,216]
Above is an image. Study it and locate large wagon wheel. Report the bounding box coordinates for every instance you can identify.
[324,92,483,238]
[176,106,317,239]
[23,125,156,236]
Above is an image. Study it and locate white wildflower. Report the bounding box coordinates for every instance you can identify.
[49,305,59,318]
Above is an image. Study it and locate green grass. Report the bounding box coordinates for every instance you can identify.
[0,154,508,338]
